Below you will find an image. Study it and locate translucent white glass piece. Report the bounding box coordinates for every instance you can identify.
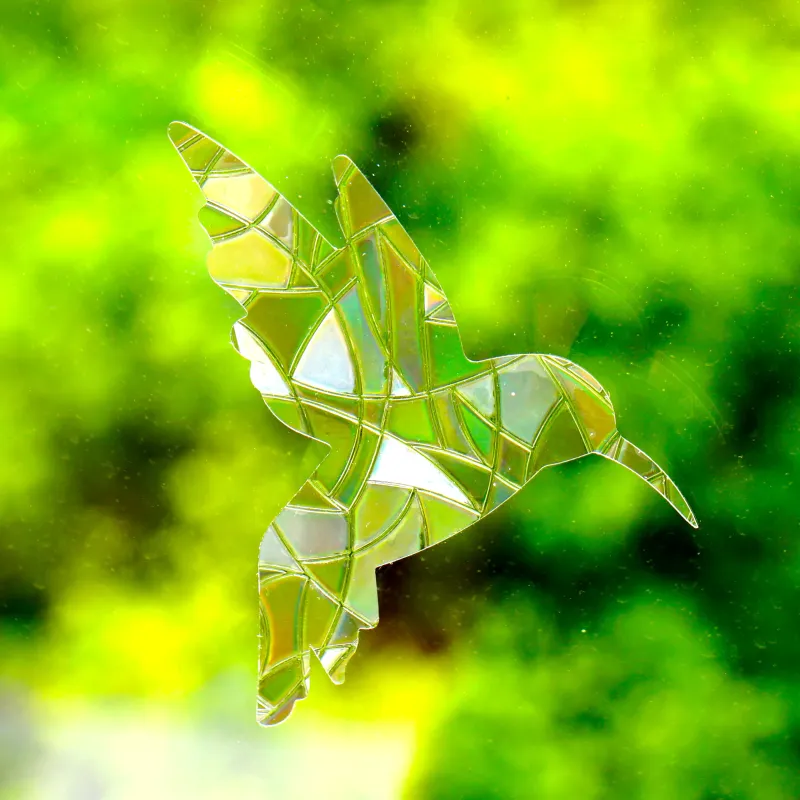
[390,369,412,396]
[457,373,495,418]
[498,357,559,442]
[424,283,446,313]
[233,321,268,362]
[259,196,293,246]
[250,360,290,397]
[293,308,355,393]
[259,525,298,568]
[275,507,349,559]
[370,435,470,506]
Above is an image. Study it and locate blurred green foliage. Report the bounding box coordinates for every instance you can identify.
[2,0,800,797]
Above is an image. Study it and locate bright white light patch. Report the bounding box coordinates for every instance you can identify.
[294,308,355,393]
[390,369,412,397]
[250,360,290,397]
[369,435,469,506]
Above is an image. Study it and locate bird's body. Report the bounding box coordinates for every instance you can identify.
[168,122,696,726]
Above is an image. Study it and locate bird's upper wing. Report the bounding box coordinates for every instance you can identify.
[168,121,353,426]
[167,121,337,303]
[168,122,486,401]
[329,156,489,395]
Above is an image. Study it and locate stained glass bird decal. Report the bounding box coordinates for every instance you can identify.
[168,122,697,726]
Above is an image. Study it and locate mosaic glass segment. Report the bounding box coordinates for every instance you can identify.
[168,122,698,726]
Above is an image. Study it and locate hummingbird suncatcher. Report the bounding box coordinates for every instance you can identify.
[168,122,697,725]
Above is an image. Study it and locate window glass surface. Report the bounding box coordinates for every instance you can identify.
[1,2,798,798]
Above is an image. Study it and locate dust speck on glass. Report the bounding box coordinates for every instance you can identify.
[167,121,697,726]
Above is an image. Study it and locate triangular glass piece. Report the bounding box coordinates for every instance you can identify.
[246,291,328,371]
[456,373,495,418]
[391,369,412,397]
[528,403,588,477]
[225,287,252,305]
[259,525,298,569]
[424,283,447,314]
[417,491,479,546]
[233,321,267,361]
[288,263,317,289]
[315,645,355,684]
[498,358,559,442]
[429,302,455,323]
[369,435,470,507]
[290,481,339,511]
[353,483,413,549]
[259,196,293,246]
[336,166,393,236]
[305,558,349,599]
[250,359,291,397]
[456,397,494,462]
[417,448,492,511]
[294,308,355,393]
[198,204,247,238]
[485,478,517,513]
